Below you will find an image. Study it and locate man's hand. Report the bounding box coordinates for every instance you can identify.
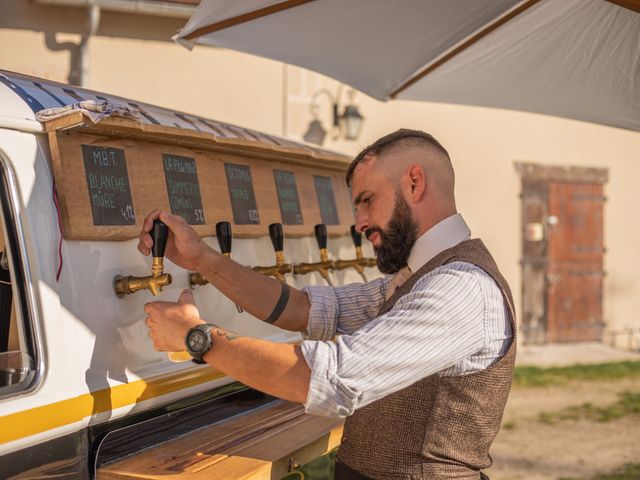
[144,289,205,352]
[137,210,209,272]
[146,291,311,405]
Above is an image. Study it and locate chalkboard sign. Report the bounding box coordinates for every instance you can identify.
[224,163,260,225]
[81,145,135,225]
[313,175,339,225]
[273,169,303,225]
[162,154,205,225]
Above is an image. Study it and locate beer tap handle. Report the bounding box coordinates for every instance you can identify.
[216,221,232,256]
[151,219,169,282]
[151,220,169,259]
[348,225,368,282]
[350,224,362,248]
[314,224,333,285]
[291,224,332,286]
[351,223,377,269]
[314,224,327,251]
[216,221,243,313]
[269,223,284,252]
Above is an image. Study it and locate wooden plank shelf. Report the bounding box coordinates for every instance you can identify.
[98,400,343,480]
[43,112,351,172]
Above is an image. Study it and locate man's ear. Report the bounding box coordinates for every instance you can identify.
[407,165,426,201]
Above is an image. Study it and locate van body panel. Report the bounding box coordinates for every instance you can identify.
[0,70,371,478]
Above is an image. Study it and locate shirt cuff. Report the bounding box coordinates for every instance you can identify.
[300,339,358,418]
[300,285,339,340]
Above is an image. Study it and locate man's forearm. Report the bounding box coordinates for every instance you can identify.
[195,247,311,332]
[203,327,311,404]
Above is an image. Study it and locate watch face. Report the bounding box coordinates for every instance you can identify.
[188,330,208,352]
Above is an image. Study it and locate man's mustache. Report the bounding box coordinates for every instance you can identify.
[365,227,383,242]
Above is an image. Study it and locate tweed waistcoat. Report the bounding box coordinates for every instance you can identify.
[336,239,516,480]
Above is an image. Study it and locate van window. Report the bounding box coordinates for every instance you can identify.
[0,157,38,397]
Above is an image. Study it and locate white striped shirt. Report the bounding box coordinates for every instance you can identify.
[299,215,513,418]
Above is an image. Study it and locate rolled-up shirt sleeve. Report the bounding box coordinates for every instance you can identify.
[301,285,340,340]
[302,277,389,340]
[300,263,490,418]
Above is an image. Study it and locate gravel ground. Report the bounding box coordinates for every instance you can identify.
[485,378,640,480]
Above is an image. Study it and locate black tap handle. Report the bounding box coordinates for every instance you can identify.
[269,223,284,252]
[350,225,362,248]
[216,221,232,255]
[314,224,327,250]
[151,220,169,258]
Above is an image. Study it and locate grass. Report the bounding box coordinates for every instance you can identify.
[559,463,640,480]
[281,448,338,480]
[513,361,640,388]
[501,420,516,430]
[538,390,640,424]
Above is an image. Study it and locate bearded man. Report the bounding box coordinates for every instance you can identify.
[139,129,515,480]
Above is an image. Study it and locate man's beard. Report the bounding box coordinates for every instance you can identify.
[366,190,419,274]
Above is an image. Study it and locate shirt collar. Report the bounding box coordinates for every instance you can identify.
[407,213,471,272]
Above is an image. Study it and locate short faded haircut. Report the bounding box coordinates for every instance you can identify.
[345,129,450,186]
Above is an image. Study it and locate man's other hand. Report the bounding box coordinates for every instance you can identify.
[144,289,205,352]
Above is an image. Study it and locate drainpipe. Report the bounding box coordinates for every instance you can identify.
[71,3,101,87]
[282,64,288,137]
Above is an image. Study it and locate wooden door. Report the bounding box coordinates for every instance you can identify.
[546,182,605,342]
[517,163,608,344]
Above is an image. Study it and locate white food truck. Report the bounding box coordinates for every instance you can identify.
[0,70,375,479]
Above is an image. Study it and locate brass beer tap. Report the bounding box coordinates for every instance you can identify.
[334,225,374,282]
[114,219,172,297]
[189,221,229,287]
[293,224,335,286]
[253,223,292,283]
[353,224,377,268]
[188,221,244,313]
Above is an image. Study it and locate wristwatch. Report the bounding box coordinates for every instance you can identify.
[185,324,214,364]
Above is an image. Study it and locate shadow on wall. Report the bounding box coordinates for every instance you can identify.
[0,1,187,42]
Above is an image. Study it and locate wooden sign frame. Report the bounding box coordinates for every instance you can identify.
[46,115,353,240]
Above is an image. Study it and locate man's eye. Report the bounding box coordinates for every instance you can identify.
[355,195,372,211]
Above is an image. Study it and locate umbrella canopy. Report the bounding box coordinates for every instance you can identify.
[175,0,640,131]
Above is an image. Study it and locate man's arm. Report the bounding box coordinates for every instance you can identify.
[138,210,310,332]
[203,330,310,403]
[145,290,310,403]
[194,246,311,332]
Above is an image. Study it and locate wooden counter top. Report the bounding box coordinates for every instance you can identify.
[98,400,343,480]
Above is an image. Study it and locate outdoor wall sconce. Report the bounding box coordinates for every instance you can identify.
[303,86,364,146]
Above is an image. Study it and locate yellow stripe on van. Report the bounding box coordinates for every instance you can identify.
[0,367,227,444]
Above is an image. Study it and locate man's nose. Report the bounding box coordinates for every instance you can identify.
[354,210,368,234]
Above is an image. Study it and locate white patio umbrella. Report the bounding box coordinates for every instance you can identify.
[174,0,640,131]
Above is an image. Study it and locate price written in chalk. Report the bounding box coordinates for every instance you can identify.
[273,169,303,225]
[224,163,260,225]
[81,145,135,226]
[162,154,205,225]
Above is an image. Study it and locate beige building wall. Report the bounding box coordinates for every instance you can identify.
[1,1,639,342]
